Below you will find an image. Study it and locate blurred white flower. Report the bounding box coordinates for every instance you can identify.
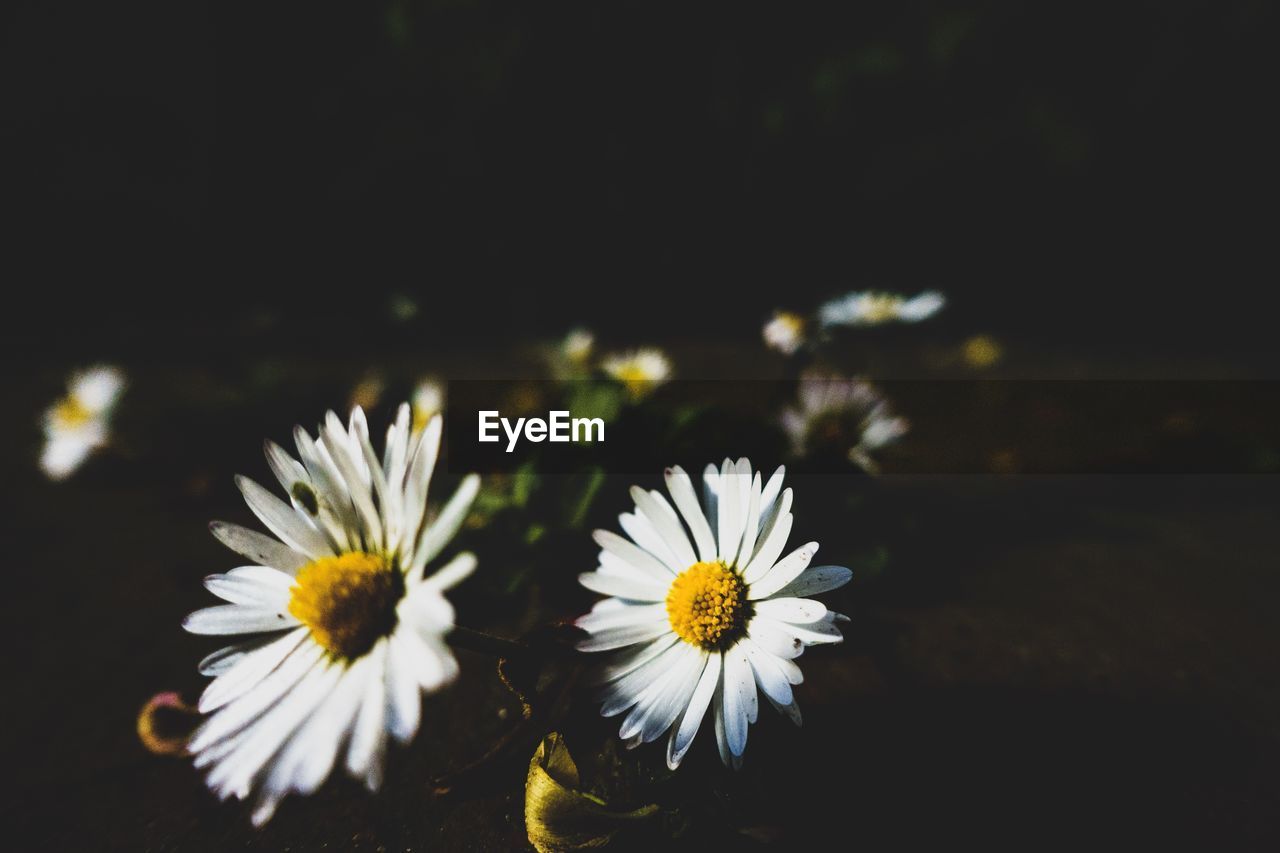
[411,377,445,431]
[781,372,908,474]
[562,328,595,364]
[762,311,807,355]
[601,348,672,401]
[184,405,479,825]
[40,365,125,480]
[818,290,945,327]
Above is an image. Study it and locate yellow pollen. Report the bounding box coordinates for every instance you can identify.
[666,561,749,649]
[861,294,904,324]
[288,552,403,660]
[52,396,94,429]
[613,366,654,399]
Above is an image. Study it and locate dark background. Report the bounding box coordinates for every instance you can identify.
[3,0,1277,364]
[3,1,1280,850]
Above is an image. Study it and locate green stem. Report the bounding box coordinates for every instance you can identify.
[447,625,532,660]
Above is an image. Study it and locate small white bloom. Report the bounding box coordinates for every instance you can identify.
[781,372,908,474]
[562,328,595,364]
[411,377,446,431]
[576,459,853,770]
[601,348,672,400]
[184,405,480,826]
[40,365,125,480]
[762,311,807,356]
[818,290,945,327]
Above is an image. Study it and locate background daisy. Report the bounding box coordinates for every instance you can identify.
[781,371,908,474]
[818,290,946,327]
[40,365,125,480]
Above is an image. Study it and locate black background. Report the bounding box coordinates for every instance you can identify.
[3,0,1278,364]
[3,2,1280,850]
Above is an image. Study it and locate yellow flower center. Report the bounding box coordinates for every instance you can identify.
[613,366,654,399]
[776,311,805,335]
[861,294,903,324]
[666,561,749,649]
[52,397,94,429]
[288,552,403,660]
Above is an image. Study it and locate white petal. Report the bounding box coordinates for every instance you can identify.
[712,679,740,769]
[235,476,331,559]
[747,541,818,600]
[401,580,455,635]
[381,405,412,539]
[411,474,480,576]
[392,624,454,693]
[629,487,696,570]
[264,440,310,500]
[757,466,785,529]
[597,640,687,715]
[199,627,308,713]
[40,434,96,479]
[774,655,804,685]
[321,415,383,551]
[209,521,308,575]
[667,650,720,768]
[420,551,477,593]
[664,466,716,562]
[597,551,665,584]
[202,566,295,608]
[208,662,343,804]
[716,459,743,564]
[260,654,370,811]
[721,645,751,756]
[183,603,298,636]
[593,529,672,582]
[742,491,793,583]
[345,640,389,789]
[752,614,844,646]
[740,636,793,708]
[752,597,827,625]
[577,571,668,602]
[576,618,672,653]
[729,642,759,724]
[773,565,853,598]
[384,632,423,742]
[734,472,762,570]
[293,425,356,552]
[702,462,720,533]
[618,509,682,575]
[627,645,705,743]
[398,416,442,556]
[745,618,806,659]
[588,634,679,685]
[575,602,667,633]
[199,636,278,677]
[190,641,324,753]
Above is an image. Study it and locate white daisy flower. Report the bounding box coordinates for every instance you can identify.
[762,311,807,356]
[818,290,945,327]
[575,459,852,770]
[601,348,672,401]
[781,372,908,474]
[562,328,595,364]
[40,365,125,480]
[411,377,446,431]
[183,405,480,826]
